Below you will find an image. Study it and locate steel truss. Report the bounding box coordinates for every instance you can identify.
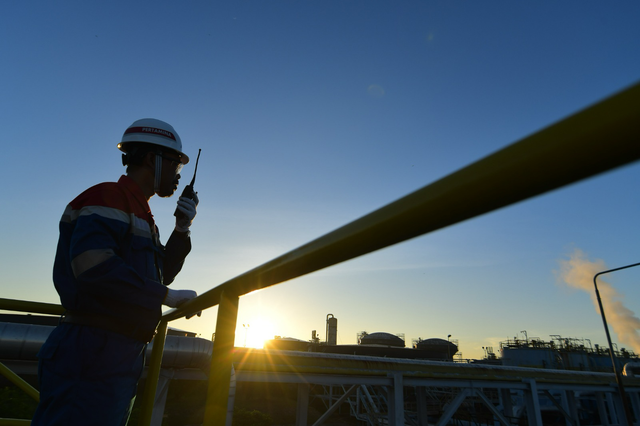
[226,350,640,426]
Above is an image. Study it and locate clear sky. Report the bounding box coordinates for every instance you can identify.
[2,1,640,360]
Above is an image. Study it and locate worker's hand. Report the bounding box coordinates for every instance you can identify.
[164,288,196,307]
[164,288,202,319]
[175,194,198,233]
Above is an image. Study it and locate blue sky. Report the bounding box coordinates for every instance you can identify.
[2,1,640,359]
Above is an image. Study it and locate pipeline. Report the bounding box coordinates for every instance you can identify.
[0,322,212,370]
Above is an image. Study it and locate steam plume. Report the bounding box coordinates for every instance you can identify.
[558,249,640,353]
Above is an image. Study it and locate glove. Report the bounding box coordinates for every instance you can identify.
[164,288,197,307]
[175,194,198,233]
[164,288,202,319]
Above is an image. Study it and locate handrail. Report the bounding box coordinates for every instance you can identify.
[167,80,640,321]
[159,80,640,425]
[138,320,169,426]
[0,419,31,425]
[0,298,62,424]
[0,298,65,316]
[0,362,39,402]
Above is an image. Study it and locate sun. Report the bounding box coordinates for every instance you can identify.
[237,318,275,349]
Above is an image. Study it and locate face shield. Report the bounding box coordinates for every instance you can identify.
[159,153,184,174]
[154,151,184,194]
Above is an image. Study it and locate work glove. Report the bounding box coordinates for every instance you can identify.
[164,288,202,319]
[175,194,198,233]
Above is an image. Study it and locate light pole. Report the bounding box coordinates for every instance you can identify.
[593,261,640,426]
[447,334,452,361]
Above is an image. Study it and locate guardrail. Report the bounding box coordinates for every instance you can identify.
[0,299,64,425]
[1,81,639,426]
[154,80,640,426]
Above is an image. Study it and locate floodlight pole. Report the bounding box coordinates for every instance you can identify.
[593,261,640,426]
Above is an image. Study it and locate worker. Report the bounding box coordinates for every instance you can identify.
[32,118,200,426]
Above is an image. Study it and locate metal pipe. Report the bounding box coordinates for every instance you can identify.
[0,321,212,368]
[0,322,55,360]
[139,319,168,426]
[593,261,640,426]
[166,81,640,321]
[0,298,64,316]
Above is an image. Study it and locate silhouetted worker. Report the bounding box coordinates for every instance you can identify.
[32,118,200,425]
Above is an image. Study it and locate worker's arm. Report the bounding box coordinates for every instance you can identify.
[163,195,198,284]
[67,206,168,311]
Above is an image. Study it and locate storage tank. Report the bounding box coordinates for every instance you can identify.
[501,346,561,369]
[264,336,310,352]
[359,332,405,347]
[559,350,590,371]
[415,338,458,359]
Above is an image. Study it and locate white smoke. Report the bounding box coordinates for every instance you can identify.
[558,249,640,353]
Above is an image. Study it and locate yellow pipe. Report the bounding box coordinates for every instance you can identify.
[138,320,168,426]
[166,81,640,321]
[0,361,39,402]
[0,298,64,316]
[203,290,239,426]
[0,419,31,425]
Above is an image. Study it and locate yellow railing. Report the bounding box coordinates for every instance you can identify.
[1,81,639,426]
[0,360,38,425]
[0,420,31,426]
[0,299,65,317]
[153,80,640,426]
[0,299,64,425]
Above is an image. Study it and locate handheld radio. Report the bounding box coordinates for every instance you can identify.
[174,148,201,220]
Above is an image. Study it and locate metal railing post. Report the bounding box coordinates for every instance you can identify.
[139,319,169,426]
[0,361,39,402]
[203,290,239,426]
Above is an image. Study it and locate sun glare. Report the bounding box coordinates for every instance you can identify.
[237,319,275,349]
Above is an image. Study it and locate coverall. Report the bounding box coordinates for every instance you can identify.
[32,175,191,426]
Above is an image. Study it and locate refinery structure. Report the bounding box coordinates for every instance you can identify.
[264,314,460,362]
[3,311,640,425]
[265,314,640,374]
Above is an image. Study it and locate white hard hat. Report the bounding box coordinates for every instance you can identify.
[118,118,189,164]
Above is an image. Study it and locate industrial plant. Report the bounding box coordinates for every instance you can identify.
[2,312,640,425]
[264,314,640,374]
[264,314,459,362]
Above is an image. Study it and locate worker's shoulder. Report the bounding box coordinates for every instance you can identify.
[70,181,131,212]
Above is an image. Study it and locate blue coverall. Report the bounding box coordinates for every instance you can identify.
[32,175,191,426]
